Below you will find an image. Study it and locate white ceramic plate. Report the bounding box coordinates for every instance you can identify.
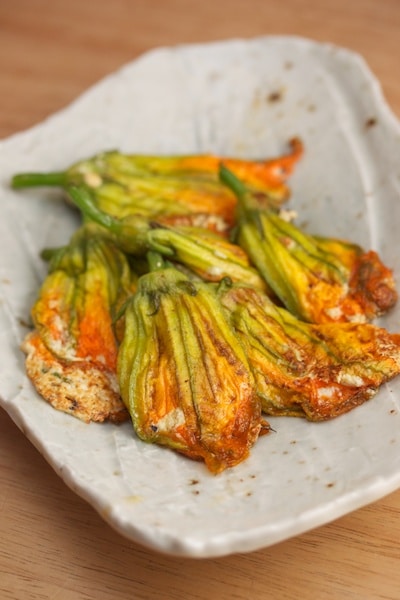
[1,36,400,558]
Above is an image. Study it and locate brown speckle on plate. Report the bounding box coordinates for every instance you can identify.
[267,89,284,103]
[365,116,377,128]
[18,317,32,328]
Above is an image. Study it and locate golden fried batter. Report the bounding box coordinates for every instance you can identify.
[22,331,128,423]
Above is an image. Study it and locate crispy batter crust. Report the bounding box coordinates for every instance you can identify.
[22,331,128,424]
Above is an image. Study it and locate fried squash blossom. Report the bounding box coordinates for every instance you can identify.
[117,255,268,473]
[11,139,400,474]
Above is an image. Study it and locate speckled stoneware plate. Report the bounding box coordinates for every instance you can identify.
[1,36,400,558]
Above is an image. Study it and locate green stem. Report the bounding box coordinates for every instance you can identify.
[147,250,166,272]
[40,246,64,261]
[219,164,266,240]
[11,172,66,188]
[67,186,120,233]
[219,165,255,215]
[219,164,247,198]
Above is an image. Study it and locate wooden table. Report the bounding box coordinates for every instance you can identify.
[1,2,400,598]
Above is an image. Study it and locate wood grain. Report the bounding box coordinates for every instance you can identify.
[1,1,400,599]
